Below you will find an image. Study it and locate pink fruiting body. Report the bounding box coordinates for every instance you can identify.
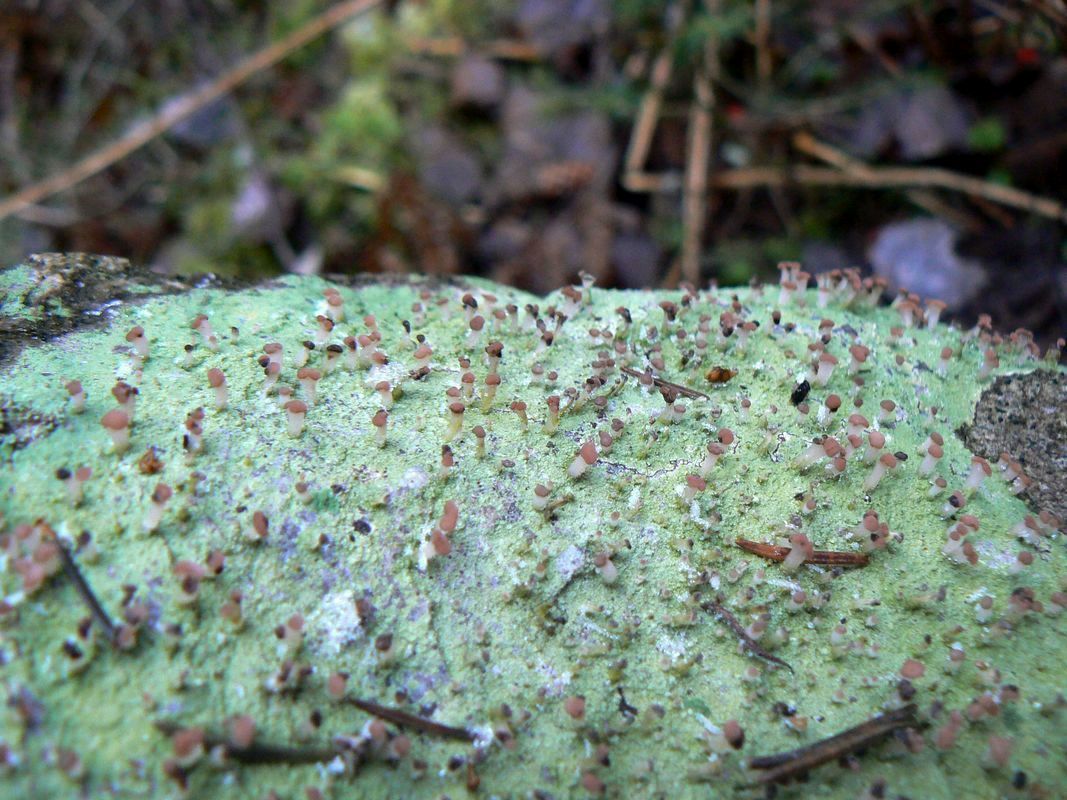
[848,344,869,374]
[919,443,943,476]
[782,533,814,572]
[101,409,131,453]
[373,380,392,410]
[284,400,308,438]
[593,551,618,584]
[682,474,706,503]
[813,353,838,386]
[445,402,465,442]
[532,483,551,511]
[544,395,560,435]
[144,483,173,532]
[701,443,725,476]
[568,441,598,479]
[482,373,501,412]
[207,368,228,410]
[296,368,321,406]
[65,380,86,413]
[863,452,897,491]
[126,326,148,359]
[263,342,283,368]
[564,695,585,720]
[191,314,215,349]
[964,456,991,493]
[863,431,886,464]
[372,410,388,448]
[111,381,138,420]
[510,400,528,430]
[59,466,92,506]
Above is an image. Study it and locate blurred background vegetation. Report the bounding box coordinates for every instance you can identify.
[0,0,1064,344]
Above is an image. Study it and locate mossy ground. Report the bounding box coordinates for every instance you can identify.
[0,262,1064,798]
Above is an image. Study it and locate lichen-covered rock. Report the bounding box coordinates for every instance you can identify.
[0,255,1064,799]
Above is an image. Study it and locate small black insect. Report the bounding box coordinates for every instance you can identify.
[790,379,811,406]
[617,687,638,720]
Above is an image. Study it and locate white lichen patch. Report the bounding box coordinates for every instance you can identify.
[655,632,690,661]
[306,590,364,657]
[554,544,586,582]
[533,661,572,698]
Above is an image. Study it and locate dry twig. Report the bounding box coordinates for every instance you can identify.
[620,366,710,400]
[754,0,773,86]
[154,720,338,765]
[621,120,1067,226]
[405,36,542,62]
[735,537,870,567]
[702,165,1067,223]
[792,131,983,230]
[748,704,919,784]
[702,597,794,672]
[0,0,384,222]
[55,537,119,646]
[791,130,1067,224]
[347,698,475,742]
[678,13,717,286]
[621,2,689,193]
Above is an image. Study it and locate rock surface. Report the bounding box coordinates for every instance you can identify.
[0,254,1064,798]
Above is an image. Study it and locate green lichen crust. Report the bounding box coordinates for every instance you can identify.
[0,262,1064,799]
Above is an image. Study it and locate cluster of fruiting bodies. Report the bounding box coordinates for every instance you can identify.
[0,262,1063,799]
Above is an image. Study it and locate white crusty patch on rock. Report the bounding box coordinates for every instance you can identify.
[535,660,572,698]
[399,466,429,492]
[555,544,586,582]
[656,632,690,661]
[307,590,363,657]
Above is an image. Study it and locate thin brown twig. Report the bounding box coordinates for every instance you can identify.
[622,1,689,193]
[966,191,1019,228]
[735,537,870,567]
[405,36,543,62]
[792,130,983,230]
[624,113,1067,225]
[754,0,773,87]
[792,130,1067,223]
[620,366,710,400]
[622,48,676,193]
[897,187,986,232]
[153,720,338,765]
[0,0,384,223]
[539,493,575,519]
[55,537,119,646]
[678,19,716,287]
[845,23,902,77]
[702,597,793,672]
[748,704,919,784]
[701,165,1067,223]
[347,698,475,742]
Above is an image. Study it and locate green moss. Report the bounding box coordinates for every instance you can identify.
[0,262,1064,798]
[967,118,1007,153]
[0,265,43,321]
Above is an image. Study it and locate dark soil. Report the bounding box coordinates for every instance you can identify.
[0,1,1064,347]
